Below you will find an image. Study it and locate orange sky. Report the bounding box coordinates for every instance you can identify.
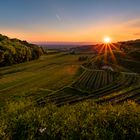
[0,18,140,43]
[0,0,140,43]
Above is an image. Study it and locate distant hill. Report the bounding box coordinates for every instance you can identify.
[40,44,80,50]
[0,34,45,66]
[80,39,140,73]
[119,39,140,50]
[36,42,96,49]
[69,45,98,54]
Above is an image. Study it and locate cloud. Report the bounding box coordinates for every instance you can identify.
[56,14,61,21]
[133,33,140,36]
[124,19,140,28]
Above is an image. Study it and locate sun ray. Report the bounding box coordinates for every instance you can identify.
[104,44,108,64]
[110,43,126,55]
[108,44,117,64]
[110,43,122,52]
[93,44,105,62]
[98,44,105,54]
[92,36,123,66]
[110,43,119,51]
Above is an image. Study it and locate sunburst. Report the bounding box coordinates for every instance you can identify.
[103,36,112,44]
[95,37,125,65]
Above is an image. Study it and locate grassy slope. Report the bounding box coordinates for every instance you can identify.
[0,53,83,106]
[0,52,139,107]
[0,100,140,140]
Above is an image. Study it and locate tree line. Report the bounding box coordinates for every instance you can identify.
[0,34,45,66]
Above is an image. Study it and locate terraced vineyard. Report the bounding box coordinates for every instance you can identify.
[37,68,140,106]
[97,85,140,104]
[1,52,139,107]
[72,70,120,91]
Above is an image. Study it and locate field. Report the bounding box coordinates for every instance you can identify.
[40,70,139,107]
[0,53,84,106]
[0,47,140,140]
[0,51,140,107]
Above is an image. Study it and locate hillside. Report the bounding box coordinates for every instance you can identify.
[0,53,83,106]
[78,40,140,73]
[0,34,45,66]
[0,39,140,139]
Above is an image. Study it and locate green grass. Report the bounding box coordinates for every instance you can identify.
[0,99,140,140]
[0,53,84,106]
[0,51,140,139]
[0,52,140,107]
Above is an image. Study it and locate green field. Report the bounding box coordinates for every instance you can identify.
[0,53,84,106]
[0,47,140,140]
[0,52,140,107]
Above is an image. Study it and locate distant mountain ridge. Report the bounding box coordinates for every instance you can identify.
[34,41,96,49]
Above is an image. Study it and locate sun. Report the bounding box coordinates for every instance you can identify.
[103,36,112,44]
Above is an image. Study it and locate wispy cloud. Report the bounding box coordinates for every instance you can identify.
[123,19,140,28]
[56,14,61,21]
[133,33,140,36]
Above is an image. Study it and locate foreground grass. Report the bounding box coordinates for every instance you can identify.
[0,100,140,140]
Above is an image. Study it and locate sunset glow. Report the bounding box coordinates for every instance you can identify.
[103,37,112,44]
[0,0,140,42]
[95,37,126,65]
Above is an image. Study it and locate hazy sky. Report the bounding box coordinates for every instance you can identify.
[0,0,140,42]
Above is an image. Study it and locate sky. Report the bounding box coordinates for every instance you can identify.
[0,0,140,43]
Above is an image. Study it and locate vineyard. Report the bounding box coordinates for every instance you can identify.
[72,69,120,91]
[0,50,140,139]
[0,51,140,107]
[37,67,140,106]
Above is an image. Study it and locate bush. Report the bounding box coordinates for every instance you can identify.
[0,100,140,140]
[78,56,88,61]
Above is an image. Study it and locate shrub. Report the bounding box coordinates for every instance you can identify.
[0,100,140,140]
[78,56,88,61]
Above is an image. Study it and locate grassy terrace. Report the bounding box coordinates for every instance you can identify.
[0,53,84,106]
[0,52,140,107]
